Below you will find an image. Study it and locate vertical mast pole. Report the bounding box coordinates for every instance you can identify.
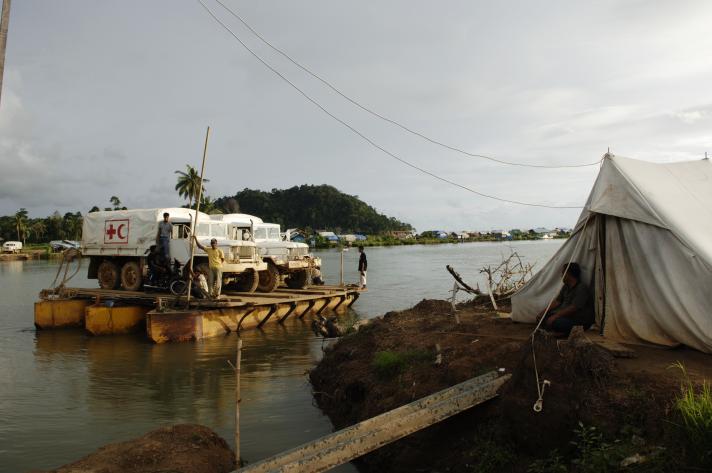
[0,0,11,108]
[186,126,211,304]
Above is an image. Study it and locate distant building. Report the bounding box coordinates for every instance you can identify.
[388,230,414,239]
[451,231,470,240]
[317,231,340,242]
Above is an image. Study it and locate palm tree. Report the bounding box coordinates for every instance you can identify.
[201,196,223,215]
[31,220,46,242]
[175,165,209,209]
[15,208,28,245]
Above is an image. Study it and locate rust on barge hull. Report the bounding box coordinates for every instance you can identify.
[35,285,362,343]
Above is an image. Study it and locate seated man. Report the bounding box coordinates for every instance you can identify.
[537,262,595,337]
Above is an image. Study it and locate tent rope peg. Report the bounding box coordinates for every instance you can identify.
[533,379,551,413]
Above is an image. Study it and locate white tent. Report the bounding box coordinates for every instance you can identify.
[512,154,712,352]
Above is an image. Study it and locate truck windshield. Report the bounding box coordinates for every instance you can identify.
[211,223,228,239]
[253,228,268,240]
[268,228,281,241]
[196,223,210,237]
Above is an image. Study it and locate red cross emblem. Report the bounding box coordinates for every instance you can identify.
[104,219,129,244]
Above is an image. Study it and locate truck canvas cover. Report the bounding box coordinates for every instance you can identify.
[82,208,201,252]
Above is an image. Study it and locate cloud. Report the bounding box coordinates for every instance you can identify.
[3,0,712,230]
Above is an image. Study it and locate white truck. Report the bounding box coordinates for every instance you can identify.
[2,241,23,253]
[214,214,321,291]
[81,208,266,292]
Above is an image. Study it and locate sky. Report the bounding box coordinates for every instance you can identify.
[1,0,712,232]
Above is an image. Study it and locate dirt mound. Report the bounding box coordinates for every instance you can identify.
[46,424,235,473]
[312,300,691,472]
[410,298,454,315]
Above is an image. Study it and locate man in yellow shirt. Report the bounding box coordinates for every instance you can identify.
[193,236,225,298]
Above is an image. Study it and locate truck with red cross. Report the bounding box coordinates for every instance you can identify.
[81,208,267,292]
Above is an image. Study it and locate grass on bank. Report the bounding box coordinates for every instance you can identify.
[371,350,434,378]
[672,361,712,464]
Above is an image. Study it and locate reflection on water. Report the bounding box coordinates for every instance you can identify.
[0,241,563,471]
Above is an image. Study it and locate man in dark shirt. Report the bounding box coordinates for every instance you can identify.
[358,246,367,289]
[537,262,594,336]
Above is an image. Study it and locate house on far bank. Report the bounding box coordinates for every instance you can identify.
[338,233,367,243]
[388,230,414,240]
[451,231,470,240]
[491,230,512,240]
[285,228,306,243]
[317,231,340,243]
[421,230,448,239]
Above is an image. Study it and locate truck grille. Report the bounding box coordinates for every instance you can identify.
[232,246,255,260]
[289,247,308,258]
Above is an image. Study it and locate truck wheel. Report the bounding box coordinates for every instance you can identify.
[286,269,310,289]
[120,260,143,291]
[257,263,280,293]
[234,269,259,293]
[97,260,120,290]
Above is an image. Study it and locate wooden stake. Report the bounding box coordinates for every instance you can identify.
[235,337,242,467]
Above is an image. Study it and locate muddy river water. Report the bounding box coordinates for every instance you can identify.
[0,240,563,472]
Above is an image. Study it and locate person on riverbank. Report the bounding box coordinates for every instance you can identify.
[536,262,594,336]
[358,246,367,289]
[193,236,225,298]
[156,213,172,261]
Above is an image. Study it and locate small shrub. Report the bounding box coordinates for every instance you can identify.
[527,450,567,473]
[467,439,515,473]
[570,423,622,473]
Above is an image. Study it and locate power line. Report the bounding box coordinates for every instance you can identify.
[213,0,601,170]
[195,0,585,209]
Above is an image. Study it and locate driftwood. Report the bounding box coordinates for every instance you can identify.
[480,251,535,309]
[446,265,481,294]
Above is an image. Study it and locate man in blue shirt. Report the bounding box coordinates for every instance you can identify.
[156,212,172,262]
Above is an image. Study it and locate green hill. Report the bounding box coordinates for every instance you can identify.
[214,185,412,234]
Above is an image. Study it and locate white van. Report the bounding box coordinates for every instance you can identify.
[2,241,23,253]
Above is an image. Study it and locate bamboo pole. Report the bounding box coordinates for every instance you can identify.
[235,337,242,467]
[0,0,11,108]
[185,126,211,304]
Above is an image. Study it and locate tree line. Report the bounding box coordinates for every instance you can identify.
[1,166,413,244]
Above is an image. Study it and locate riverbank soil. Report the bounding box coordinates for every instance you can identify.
[40,424,235,473]
[310,299,712,472]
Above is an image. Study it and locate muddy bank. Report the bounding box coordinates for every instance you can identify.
[38,424,234,473]
[311,299,712,472]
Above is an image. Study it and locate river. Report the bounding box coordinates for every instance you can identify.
[0,240,563,472]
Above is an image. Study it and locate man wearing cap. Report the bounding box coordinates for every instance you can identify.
[193,236,225,298]
[156,212,172,262]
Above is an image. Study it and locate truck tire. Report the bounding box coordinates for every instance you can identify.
[234,269,259,293]
[257,263,280,293]
[97,260,120,290]
[286,269,310,289]
[120,260,143,291]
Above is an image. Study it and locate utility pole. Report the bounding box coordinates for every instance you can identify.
[0,0,11,108]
